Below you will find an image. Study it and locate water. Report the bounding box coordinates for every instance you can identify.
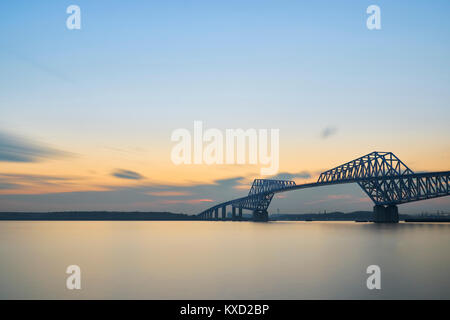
[0,221,449,299]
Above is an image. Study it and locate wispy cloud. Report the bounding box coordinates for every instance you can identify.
[305,194,353,205]
[112,169,144,180]
[146,191,191,197]
[5,49,73,83]
[0,182,20,190]
[320,126,338,139]
[213,176,245,187]
[270,171,311,180]
[159,199,214,205]
[0,130,68,163]
[0,173,93,195]
[0,173,72,183]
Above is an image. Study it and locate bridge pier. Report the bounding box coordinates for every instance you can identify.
[253,210,269,222]
[232,207,236,221]
[214,208,219,220]
[221,206,226,220]
[239,208,243,220]
[373,204,399,223]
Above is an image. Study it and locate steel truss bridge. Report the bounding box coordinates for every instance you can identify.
[197,152,450,222]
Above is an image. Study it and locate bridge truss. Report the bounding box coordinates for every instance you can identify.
[197,152,450,221]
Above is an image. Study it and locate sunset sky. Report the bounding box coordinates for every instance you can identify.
[1,1,449,213]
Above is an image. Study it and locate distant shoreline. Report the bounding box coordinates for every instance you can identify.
[0,212,197,221]
[0,211,449,222]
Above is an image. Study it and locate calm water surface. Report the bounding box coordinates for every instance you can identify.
[0,221,449,299]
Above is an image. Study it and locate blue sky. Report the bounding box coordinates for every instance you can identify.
[0,1,449,213]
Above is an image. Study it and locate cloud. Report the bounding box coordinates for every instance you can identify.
[213,176,245,187]
[0,176,244,212]
[5,49,73,83]
[159,199,214,205]
[146,191,191,197]
[0,182,20,190]
[327,194,353,200]
[0,173,90,194]
[270,171,311,180]
[0,173,71,182]
[320,126,338,139]
[112,169,144,180]
[305,194,354,205]
[0,130,68,163]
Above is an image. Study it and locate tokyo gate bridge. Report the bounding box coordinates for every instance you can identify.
[197,152,450,223]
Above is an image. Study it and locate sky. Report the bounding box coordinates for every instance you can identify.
[0,0,449,214]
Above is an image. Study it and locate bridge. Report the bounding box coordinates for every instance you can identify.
[197,152,450,223]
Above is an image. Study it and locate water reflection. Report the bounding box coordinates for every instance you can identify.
[0,221,449,299]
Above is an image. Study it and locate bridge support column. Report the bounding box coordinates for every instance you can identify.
[214,208,219,220]
[239,208,243,220]
[373,205,399,223]
[221,206,226,220]
[253,210,269,222]
[232,207,236,221]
